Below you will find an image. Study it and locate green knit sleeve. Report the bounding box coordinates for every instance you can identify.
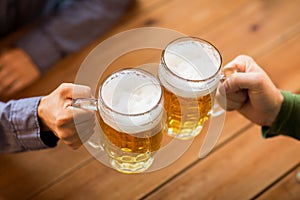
[262,91,300,140]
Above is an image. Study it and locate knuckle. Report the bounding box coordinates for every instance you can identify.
[55,108,74,127]
[83,86,92,97]
[226,101,243,111]
[71,143,81,150]
[252,73,265,86]
[59,130,76,141]
[64,138,81,150]
[60,134,70,141]
[54,116,70,128]
[73,84,92,98]
[57,83,73,96]
[1,53,10,62]
[250,73,266,91]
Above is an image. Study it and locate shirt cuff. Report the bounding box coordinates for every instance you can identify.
[11,97,52,150]
[262,91,297,139]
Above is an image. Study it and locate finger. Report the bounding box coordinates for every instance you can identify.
[1,80,24,96]
[64,138,82,150]
[75,119,95,132]
[0,75,17,94]
[77,126,95,143]
[72,84,92,99]
[223,55,258,72]
[58,109,95,137]
[75,121,95,140]
[223,55,248,73]
[224,55,267,75]
[217,85,248,111]
[53,106,94,136]
[0,50,11,64]
[225,90,248,111]
[226,90,248,103]
[62,129,90,150]
[223,72,265,94]
[55,83,76,99]
[75,122,95,136]
[76,118,95,131]
[221,56,248,81]
[60,129,81,143]
[68,106,95,123]
[215,88,227,110]
[71,142,82,150]
[57,83,92,99]
[225,99,245,111]
[0,64,11,81]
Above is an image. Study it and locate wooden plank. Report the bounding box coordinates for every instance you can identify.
[194,0,300,63]
[0,0,169,199]
[254,33,300,198]
[142,17,300,198]
[1,2,255,198]
[12,0,299,100]
[95,0,250,37]
[258,33,300,92]
[1,0,299,199]
[8,0,250,99]
[30,113,250,200]
[257,165,300,200]
[0,144,91,199]
[3,0,171,100]
[144,126,300,200]
[141,20,299,200]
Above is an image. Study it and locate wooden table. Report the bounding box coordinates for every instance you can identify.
[1,0,299,199]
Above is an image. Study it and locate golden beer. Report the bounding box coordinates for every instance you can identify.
[97,68,164,173]
[158,37,222,140]
[97,114,163,172]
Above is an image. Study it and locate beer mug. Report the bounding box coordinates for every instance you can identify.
[73,68,164,173]
[158,37,222,140]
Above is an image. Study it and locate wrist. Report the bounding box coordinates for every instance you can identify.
[262,91,299,140]
[38,96,51,132]
[267,89,284,127]
[38,96,59,147]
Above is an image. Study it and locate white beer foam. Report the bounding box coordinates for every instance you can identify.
[159,40,221,97]
[100,69,163,134]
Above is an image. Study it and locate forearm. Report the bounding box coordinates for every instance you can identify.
[0,97,57,153]
[15,0,132,73]
[263,91,300,140]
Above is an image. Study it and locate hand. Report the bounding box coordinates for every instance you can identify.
[38,83,95,149]
[218,55,283,126]
[0,48,41,97]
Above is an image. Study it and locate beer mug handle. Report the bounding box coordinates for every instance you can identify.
[72,98,104,150]
[211,67,240,117]
[72,98,98,111]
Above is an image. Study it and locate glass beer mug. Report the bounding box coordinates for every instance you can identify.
[73,68,164,173]
[158,37,222,140]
